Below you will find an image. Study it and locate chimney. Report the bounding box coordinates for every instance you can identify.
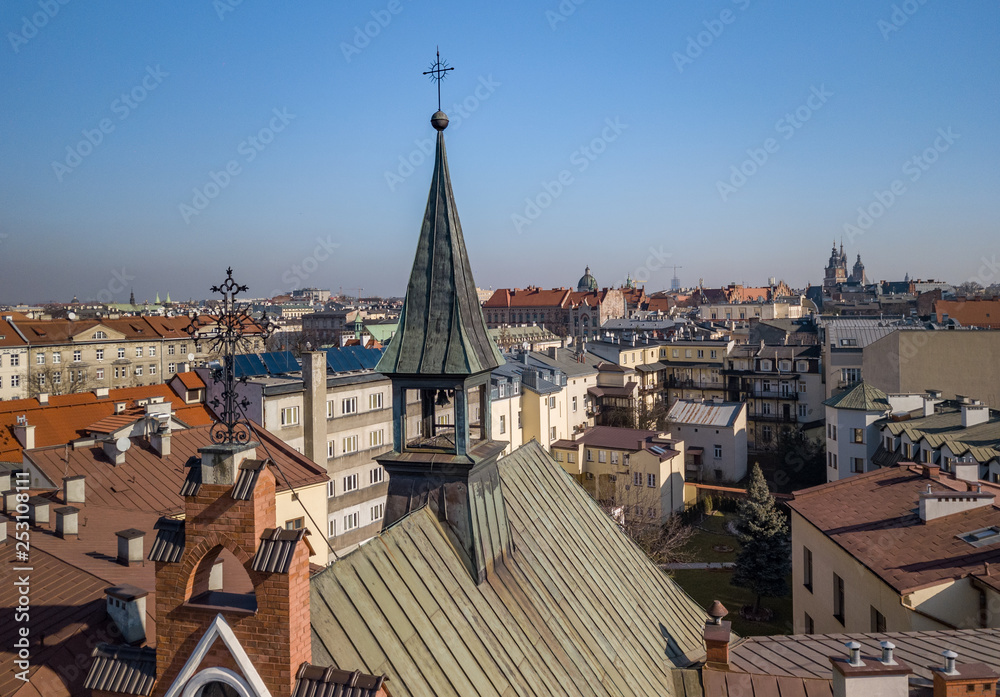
[301,351,327,468]
[103,438,127,466]
[38,392,49,405]
[2,490,18,515]
[63,475,85,504]
[831,640,912,697]
[0,470,11,497]
[55,506,79,539]
[547,346,559,360]
[0,515,7,544]
[28,496,50,527]
[114,401,127,415]
[932,650,999,697]
[919,484,994,522]
[150,429,171,458]
[105,585,149,644]
[703,600,731,666]
[115,528,145,565]
[94,386,109,399]
[13,422,35,450]
[961,402,989,428]
[952,455,979,483]
[923,392,939,417]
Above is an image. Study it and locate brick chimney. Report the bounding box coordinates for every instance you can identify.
[703,600,731,666]
[153,441,312,697]
[830,640,912,697]
[932,650,999,697]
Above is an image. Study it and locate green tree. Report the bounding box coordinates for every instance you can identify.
[731,463,790,612]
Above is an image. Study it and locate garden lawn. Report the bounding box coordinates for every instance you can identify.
[669,568,793,636]
[680,513,740,563]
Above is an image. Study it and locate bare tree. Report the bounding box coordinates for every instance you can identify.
[28,365,103,397]
[958,281,984,297]
[595,474,693,565]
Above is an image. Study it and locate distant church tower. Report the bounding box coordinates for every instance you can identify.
[823,241,848,289]
[851,253,866,284]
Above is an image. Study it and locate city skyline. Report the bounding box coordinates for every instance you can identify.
[2,1,998,303]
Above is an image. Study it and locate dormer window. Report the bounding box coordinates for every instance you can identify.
[779,360,791,372]
[761,360,772,371]
[93,330,107,339]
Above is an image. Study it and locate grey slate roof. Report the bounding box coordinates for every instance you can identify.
[310,440,708,696]
[376,131,503,377]
[822,381,890,411]
[83,643,157,696]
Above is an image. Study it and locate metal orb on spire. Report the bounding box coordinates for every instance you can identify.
[423,47,454,130]
[186,267,277,444]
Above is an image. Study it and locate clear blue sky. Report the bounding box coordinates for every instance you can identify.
[1,1,998,304]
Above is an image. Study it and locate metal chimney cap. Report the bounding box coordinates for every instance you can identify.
[942,650,958,659]
[707,600,728,621]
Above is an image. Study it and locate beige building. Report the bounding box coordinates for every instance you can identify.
[791,463,1000,634]
[698,301,805,322]
[0,315,28,401]
[550,425,686,522]
[667,398,748,484]
[863,330,1000,409]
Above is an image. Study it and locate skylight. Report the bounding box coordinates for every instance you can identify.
[960,526,1000,548]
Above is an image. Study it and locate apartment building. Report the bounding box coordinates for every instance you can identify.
[550,425,686,522]
[822,381,892,481]
[791,463,1000,634]
[818,317,899,399]
[0,316,28,401]
[667,398,748,483]
[698,301,805,322]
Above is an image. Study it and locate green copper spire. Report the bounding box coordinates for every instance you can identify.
[376,129,502,377]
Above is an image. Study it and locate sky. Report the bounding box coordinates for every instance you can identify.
[1,1,998,305]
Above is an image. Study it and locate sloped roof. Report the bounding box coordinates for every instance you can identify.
[376,131,502,377]
[668,400,745,428]
[822,381,889,411]
[310,440,708,696]
[174,371,206,390]
[789,464,1000,594]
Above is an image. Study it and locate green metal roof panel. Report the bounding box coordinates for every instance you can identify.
[822,381,890,411]
[310,440,709,696]
[376,131,503,377]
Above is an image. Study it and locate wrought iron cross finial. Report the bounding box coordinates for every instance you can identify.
[422,47,454,111]
[186,268,276,445]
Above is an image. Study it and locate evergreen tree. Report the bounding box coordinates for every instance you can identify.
[731,463,790,611]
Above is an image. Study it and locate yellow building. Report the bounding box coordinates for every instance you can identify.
[790,462,1000,634]
[550,425,685,523]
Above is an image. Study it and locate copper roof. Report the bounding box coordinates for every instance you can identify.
[790,464,1000,593]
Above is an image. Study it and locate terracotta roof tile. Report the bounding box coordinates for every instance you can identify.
[174,371,206,390]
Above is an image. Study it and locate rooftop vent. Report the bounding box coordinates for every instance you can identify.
[920,485,994,522]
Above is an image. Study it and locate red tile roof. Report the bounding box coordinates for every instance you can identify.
[174,371,206,390]
[0,317,28,347]
[790,464,1000,594]
[935,297,1000,329]
[0,385,214,461]
[25,423,328,514]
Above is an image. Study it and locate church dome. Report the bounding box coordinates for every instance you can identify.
[577,266,598,292]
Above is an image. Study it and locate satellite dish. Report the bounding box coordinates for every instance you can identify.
[67,311,77,320]
[187,353,195,362]
[115,437,131,453]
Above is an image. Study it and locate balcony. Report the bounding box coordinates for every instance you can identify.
[751,390,799,401]
[749,412,798,423]
[666,377,725,390]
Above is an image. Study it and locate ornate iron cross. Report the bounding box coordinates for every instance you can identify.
[186,267,275,444]
[423,47,454,111]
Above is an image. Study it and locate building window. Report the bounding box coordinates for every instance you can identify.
[10,354,19,367]
[761,425,772,442]
[342,435,359,454]
[833,573,845,624]
[572,396,578,412]
[697,349,704,358]
[672,349,679,358]
[73,350,81,362]
[645,473,655,488]
[549,396,556,409]
[343,474,359,492]
[93,331,107,339]
[135,366,143,377]
[798,382,807,393]
[803,547,813,591]
[280,406,300,426]
[168,344,175,355]
[841,368,861,383]
[284,517,304,530]
[517,410,522,428]
[51,352,61,364]
[342,397,357,415]
[587,449,593,462]
[369,392,383,410]
[117,348,125,359]
[327,441,334,459]
[135,347,143,357]
[149,346,156,356]
[853,429,864,444]
[499,415,506,434]
[343,511,359,531]
[370,466,384,485]
[830,424,837,441]
[851,458,864,473]
[714,444,722,459]
[871,606,886,632]
[168,363,176,374]
[149,365,156,375]
[53,371,61,384]
[36,353,45,365]
[550,426,557,441]
[633,472,642,486]
[370,503,384,522]
[711,350,717,358]
[804,613,814,634]
[798,404,807,418]
[598,450,606,463]
[327,481,335,497]
[761,360,772,372]
[369,429,384,448]
[11,375,20,388]
[328,519,336,537]
[568,452,576,464]
[96,349,104,361]
[95,368,104,380]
